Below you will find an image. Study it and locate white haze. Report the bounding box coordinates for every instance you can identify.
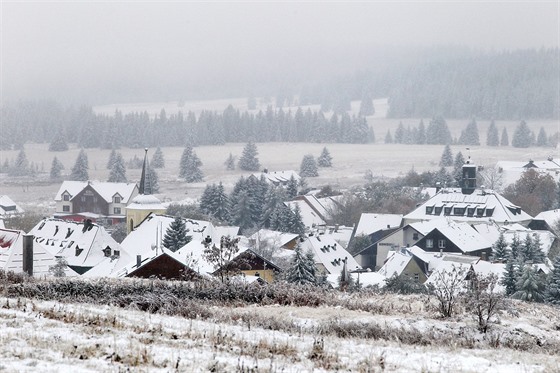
[1,1,558,104]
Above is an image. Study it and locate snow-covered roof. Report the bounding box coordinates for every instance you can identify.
[354,271,387,288]
[404,188,532,224]
[55,181,138,204]
[424,261,471,288]
[377,249,414,278]
[300,234,361,275]
[473,223,557,257]
[354,213,403,236]
[532,209,560,229]
[249,229,299,248]
[432,219,492,253]
[0,195,24,216]
[408,246,479,272]
[28,218,124,270]
[0,228,21,249]
[285,199,326,228]
[251,170,300,184]
[126,194,166,210]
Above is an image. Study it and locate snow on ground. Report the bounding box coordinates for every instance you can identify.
[0,295,558,372]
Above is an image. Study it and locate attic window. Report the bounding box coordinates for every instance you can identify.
[63,194,70,201]
[426,206,434,214]
[434,206,443,215]
[113,196,121,204]
[103,246,111,257]
[113,250,120,257]
[467,207,476,217]
[476,208,485,217]
[453,207,465,216]
[65,228,74,239]
[485,208,495,217]
[443,207,452,216]
[507,206,520,215]
[75,245,83,256]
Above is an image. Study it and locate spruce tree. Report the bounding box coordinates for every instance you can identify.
[491,231,508,262]
[317,147,333,167]
[151,146,165,168]
[536,127,548,147]
[415,119,426,144]
[512,121,532,148]
[146,164,159,193]
[286,175,299,198]
[238,142,260,171]
[486,120,499,146]
[385,130,393,144]
[502,255,518,296]
[513,265,545,302]
[9,148,30,176]
[288,204,306,236]
[179,146,204,182]
[439,144,454,167]
[510,233,521,259]
[458,119,480,145]
[225,153,236,170]
[426,116,452,145]
[48,128,69,151]
[50,156,64,180]
[300,154,319,177]
[394,122,405,143]
[285,245,317,285]
[106,149,117,169]
[544,255,560,305]
[162,217,191,252]
[452,151,465,186]
[69,149,89,181]
[107,152,127,183]
[500,127,509,146]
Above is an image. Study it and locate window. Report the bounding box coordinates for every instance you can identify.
[485,208,495,217]
[63,194,70,201]
[467,207,476,217]
[438,239,446,249]
[63,205,70,212]
[434,206,443,215]
[426,239,434,249]
[426,206,434,214]
[476,208,485,217]
[113,250,120,257]
[93,197,98,203]
[81,196,86,202]
[443,207,452,216]
[454,208,465,216]
[414,273,420,282]
[412,233,419,240]
[114,196,121,204]
[114,207,121,214]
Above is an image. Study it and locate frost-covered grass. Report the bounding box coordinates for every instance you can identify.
[0,274,559,372]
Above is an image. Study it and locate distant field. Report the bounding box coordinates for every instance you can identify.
[1,136,559,215]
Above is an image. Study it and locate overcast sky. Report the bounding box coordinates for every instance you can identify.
[2,1,558,104]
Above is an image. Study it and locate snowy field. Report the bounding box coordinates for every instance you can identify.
[0,293,558,372]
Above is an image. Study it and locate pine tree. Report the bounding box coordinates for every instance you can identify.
[225,153,236,170]
[491,231,508,262]
[317,147,333,167]
[486,120,499,146]
[544,255,560,305]
[106,149,117,169]
[521,233,546,264]
[286,175,299,199]
[536,127,548,147]
[513,265,545,302]
[510,233,521,259]
[415,119,426,144]
[69,149,89,181]
[502,255,518,296]
[452,151,465,186]
[512,120,532,148]
[9,148,30,176]
[426,116,452,145]
[285,245,317,285]
[500,127,509,146]
[439,144,454,167]
[300,154,319,177]
[48,128,69,151]
[458,119,480,145]
[359,91,375,116]
[238,142,260,171]
[49,156,64,180]
[162,217,191,252]
[230,189,255,232]
[394,122,405,143]
[385,130,393,144]
[146,164,160,193]
[288,204,306,236]
[107,152,127,183]
[151,146,165,168]
[179,146,204,182]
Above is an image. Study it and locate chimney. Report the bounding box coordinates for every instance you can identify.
[136,255,142,268]
[22,234,34,277]
[435,182,442,194]
[461,159,477,195]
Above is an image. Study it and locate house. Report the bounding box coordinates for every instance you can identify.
[250,170,300,186]
[300,234,361,276]
[496,158,560,187]
[28,218,125,275]
[117,248,204,280]
[54,180,138,225]
[213,249,283,283]
[404,161,532,226]
[0,195,24,216]
[529,209,560,232]
[354,213,404,239]
[249,229,300,251]
[0,227,71,277]
[377,247,430,283]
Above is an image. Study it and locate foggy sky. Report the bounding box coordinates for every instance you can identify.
[2,1,558,105]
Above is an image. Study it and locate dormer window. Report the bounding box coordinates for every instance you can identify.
[103,246,111,257]
[63,194,70,201]
[443,207,452,216]
[434,206,443,215]
[453,207,465,216]
[426,206,434,214]
[485,208,494,217]
[114,196,122,204]
[467,207,476,217]
[476,208,485,217]
[75,245,83,256]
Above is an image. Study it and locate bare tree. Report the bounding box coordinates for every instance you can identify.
[478,166,504,192]
[203,235,242,282]
[465,273,505,333]
[427,265,468,318]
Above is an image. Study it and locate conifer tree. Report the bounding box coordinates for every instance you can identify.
[300,154,319,177]
[225,153,236,170]
[288,204,306,236]
[238,142,260,171]
[285,245,317,285]
[48,128,69,151]
[179,146,204,182]
[385,130,393,144]
[452,151,465,186]
[544,255,560,305]
[107,152,127,183]
[502,255,518,296]
[439,144,454,167]
[513,265,545,302]
[230,189,255,232]
[510,233,521,259]
[486,120,499,146]
[49,156,64,180]
[317,147,333,167]
[9,148,30,176]
[162,217,191,252]
[69,149,89,181]
[146,164,160,193]
[491,231,508,262]
[151,146,165,168]
[286,175,299,199]
[500,127,509,146]
[458,119,480,145]
[426,116,452,145]
[536,127,548,147]
[394,122,405,143]
[416,119,426,144]
[106,149,117,169]
[512,120,532,148]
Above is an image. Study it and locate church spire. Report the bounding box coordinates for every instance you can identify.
[139,148,151,195]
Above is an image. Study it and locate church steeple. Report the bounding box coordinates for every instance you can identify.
[138,148,151,195]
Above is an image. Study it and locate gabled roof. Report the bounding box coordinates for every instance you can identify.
[404,188,532,224]
[300,234,361,275]
[377,249,414,278]
[0,195,24,216]
[28,218,124,270]
[532,209,560,230]
[55,181,138,204]
[285,199,326,228]
[354,213,403,236]
[421,219,492,253]
[249,229,299,249]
